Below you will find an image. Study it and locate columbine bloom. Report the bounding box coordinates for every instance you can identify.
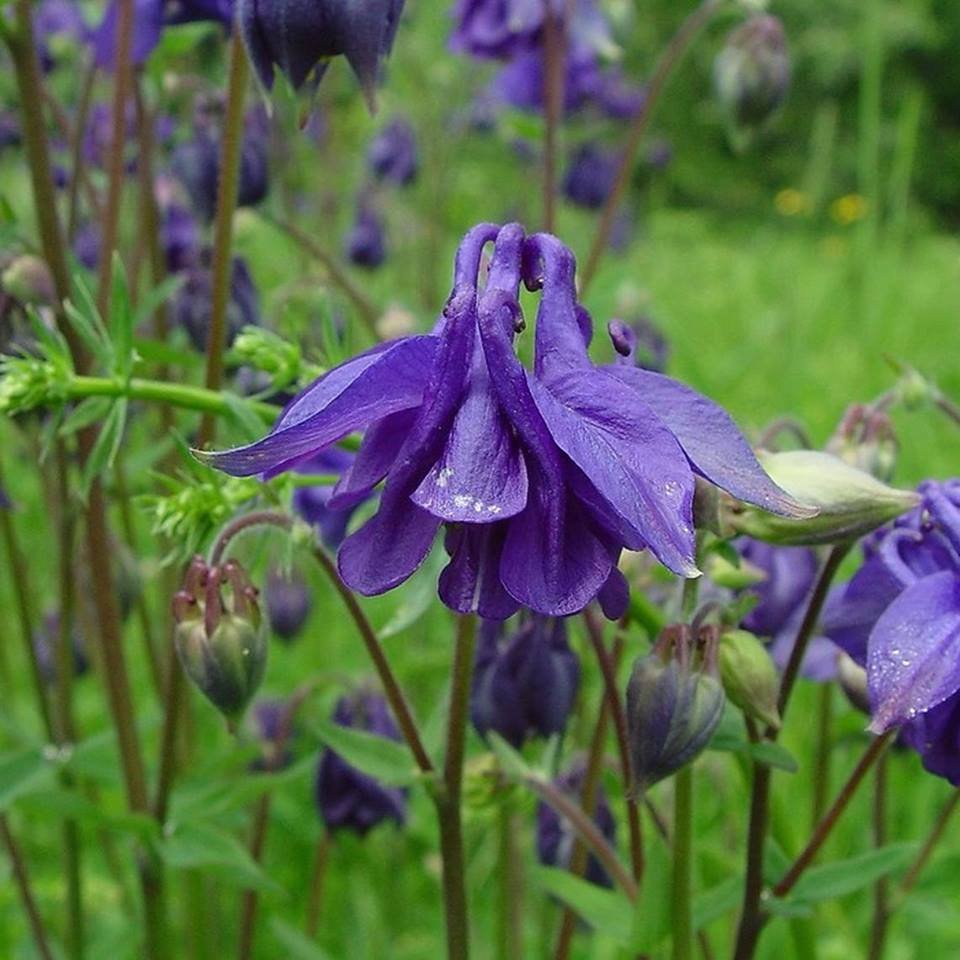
[367,117,418,187]
[315,690,408,834]
[471,615,579,747]
[292,448,368,550]
[94,0,234,69]
[198,223,806,618]
[265,567,312,641]
[239,0,405,109]
[608,317,670,374]
[35,0,90,72]
[344,201,387,269]
[562,143,619,210]
[824,480,960,784]
[537,761,616,888]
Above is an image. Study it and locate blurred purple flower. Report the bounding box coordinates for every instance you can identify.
[344,201,387,269]
[315,690,408,835]
[490,43,602,115]
[174,254,260,352]
[736,538,818,638]
[198,223,803,618]
[824,480,960,781]
[33,612,88,685]
[471,615,579,747]
[537,761,615,888]
[367,117,418,187]
[265,567,312,641]
[293,448,369,550]
[35,0,89,72]
[562,143,618,210]
[250,697,296,771]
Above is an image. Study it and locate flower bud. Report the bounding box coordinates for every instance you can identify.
[34,611,89,685]
[345,201,387,269]
[249,698,298,772]
[718,629,781,730]
[562,143,618,210]
[367,117,418,187]
[730,450,919,546]
[826,404,898,482]
[713,15,790,130]
[2,255,56,306]
[172,556,267,726]
[265,567,312,642]
[626,626,726,790]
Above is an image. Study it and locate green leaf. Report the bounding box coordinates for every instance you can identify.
[535,867,634,945]
[269,919,335,960]
[223,391,271,442]
[132,274,184,335]
[379,547,446,640]
[59,395,114,437]
[486,732,534,783]
[159,821,280,892]
[748,742,799,773]
[66,271,113,367]
[785,843,917,905]
[692,876,743,929]
[0,746,56,811]
[109,252,134,378]
[309,717,420,787]
[80,399,127,497]
[25,788,157,839]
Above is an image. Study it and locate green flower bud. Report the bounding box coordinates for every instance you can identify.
[718,629,781,730]
[826,404,898,482]
[173,556,267,727]
[626,626,726,790]
[730,450,919,546]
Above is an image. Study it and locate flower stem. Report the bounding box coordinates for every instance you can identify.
[305,830,332,938]
[895,790,960,903]
[867,751,890,960]
[672,766,694,960]
[542,11,566,233]
[435,613,478,960]
[237,794,271,960]
[197,31,249,447]
[811,684,833,829]
[0,814,56,960]
[153,640,184,825]
[582,609,643,884]
[209,510,295,566]
[497,802,523,960]
[580,0,721,294]
[773,730,894,898]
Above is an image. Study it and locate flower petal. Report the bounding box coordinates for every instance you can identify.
[439,524,520,620]
[606,366,810,518]
[867,570,960,733]
[598,567,630,621]
[194,336,436,477]
[528,367,698,577]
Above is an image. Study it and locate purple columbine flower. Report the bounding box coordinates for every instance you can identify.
[471,615,579,747]
[34,612,89,685]
[35,0,90,72]
[489,42,602,115]
[367,117,418,187]
[265,567,312,641]
[315,690,408,835]
[198,223,805,619]
[344,201,387,269]
[93,0,234,70]
[537,761,616,888]
[174,254,260,352]
[823,480,960,783]
[293,448,369,550]
[608,317,670,374]
[562,143,619,210]
[239,0,405,110]
[250,697,297,771]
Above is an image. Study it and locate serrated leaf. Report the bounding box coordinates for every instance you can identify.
[80,399,127,497]
[0,746,57,811]
[67,272,113,367]
[535,867,634,945]
[269,919,335,960]
[310,718,419,787]
[785,843,917,905]
[159,821,280,892]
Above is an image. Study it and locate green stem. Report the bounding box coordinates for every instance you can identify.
[435,614,478,960]
[867,751,890,960]
[672,766,693,960]
[811,684,833,829]
[0,814,56,960]
[541,11,565,232]
[237,794,271,960]
[198,32,249,447]
[305,830,332,938]
[497,803,523,960]
[894,790,960,905]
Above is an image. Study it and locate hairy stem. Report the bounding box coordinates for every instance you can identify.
[198,33,249,447]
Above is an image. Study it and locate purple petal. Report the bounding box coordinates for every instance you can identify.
[439,524,520,620]
[194,337,436,477]
[606,366,810,518]
[867,571,960,733]
[528,367,698,577]
[598,567,630,621]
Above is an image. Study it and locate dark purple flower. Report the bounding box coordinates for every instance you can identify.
[607,317,670,374]
[345,202,387,269]
[93,0,234,70]
[489,42,603,115]
[35,0,89,72]
[198,223,805,618]
[174,254,260,352]
[161,202,200,273]
[250,697,297,771]
[537,761,615,888]
[265,567,312,641]
[171,113,269,223]
[315,690,408,835]
[471,615,579,747]
[33,612,89,685]
[823,480,960,781]
[367,117,418,186]
[562,143,618,210]
[736,538,818,638]
[293,447,369,550]
[239,0,405,109]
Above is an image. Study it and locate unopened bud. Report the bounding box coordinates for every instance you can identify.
[265,567,311,642]
[626,626,726,790]
[718,629,781,730]
[826,404,898,482]
[172,556,267,726]
[730,450,919,546]
[713,15,790,129]
[2,255,55,305]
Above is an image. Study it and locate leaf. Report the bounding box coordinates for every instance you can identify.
[692,876,743,929]
[309,718,420,787]
[0,746,56,811]
[269,919,335,960]
[378,546,447,639]
[66,271,113,368]
[159,821,280,892]
[80,399,127,498]
[25,788,158,839]
[224,391,271,443]
[59,395,115,437]
[535,867,634,945]
[486,732,534,782]
[748,742,799,773]
[109,252,134,378]
[709,717,799,773]
[785,843,917,905]
[132,274,184,334]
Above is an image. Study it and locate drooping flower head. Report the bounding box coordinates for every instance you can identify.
[562,143,619,210]
[367,117,418,187]
[315,689,408,834]
[344,200,387,269]
[471,615,579,747]
[824,479,960,783]
[265,567,312,641]
[197,222,808,619]
[293,448,370,550]
[239,0,406,110]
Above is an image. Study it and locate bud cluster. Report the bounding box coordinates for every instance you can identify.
[172,555,267,726]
